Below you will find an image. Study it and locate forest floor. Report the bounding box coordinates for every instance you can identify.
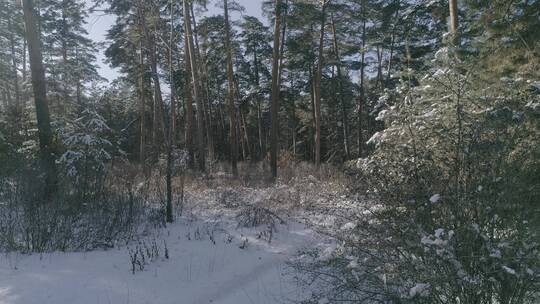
[0,163,353,304]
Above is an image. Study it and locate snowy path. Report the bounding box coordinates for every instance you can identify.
[0,220,316,304]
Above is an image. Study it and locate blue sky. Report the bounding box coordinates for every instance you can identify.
[85,0,264,82]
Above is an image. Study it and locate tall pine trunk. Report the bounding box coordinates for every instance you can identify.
[183,0,206,173]
[309,65,316,161]
[358,3,366,158]
[277,0,288,87]
[165,0,176,223]
[144,18,166,157]
[22,0,57,196]
[314,1,328,169]
[385,5,399,87]
[223,0,238,177]
[61,0,69,113]
[449,0,458,34]
[137,1,146,168]
[183,30,195,168]
[270,0,282,180]
[330,13,350,160]
[8,17,21,113]
[191,5,215,162]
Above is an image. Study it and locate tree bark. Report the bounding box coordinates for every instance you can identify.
[240,106,251,159]
[277,0,288,87]
[2,90,8,111]
[61,0,69,113]
[22,0,57,196]
[449,0,458,34]
[183,0,206,173]
[137,1,146,167]
[191,4,215,162]
[144,17,166,157]
[183,30,195,168]
[314,0,328,169]
[376,45,383,91]
[223,0,238,177]
[330,13,350,160]
[358,2,366,158]
[8,17,21,113]
[270,0,282,180]
[166,0,176,223]
[385,5,399,87]
[23,36,27,83]
[252,48,265,159]
[75,47,82,105]
[309,65,316,161]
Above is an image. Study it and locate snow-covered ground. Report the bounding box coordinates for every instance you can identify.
[0,170,350,304]
[0,215,319,304]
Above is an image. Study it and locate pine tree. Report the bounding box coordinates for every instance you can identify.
[22,0,57,196]
[223,0,239,177]
[269,0,282,180]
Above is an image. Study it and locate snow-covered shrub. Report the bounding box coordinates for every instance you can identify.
[294,47,540,303]
[57,107,117,198]
[0,168,150,253]
[219,189,243,208]
[236,204,284,232]
[128,238,168,274]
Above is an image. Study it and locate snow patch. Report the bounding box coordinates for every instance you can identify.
[409,283,430,298]
[502,266,517,276]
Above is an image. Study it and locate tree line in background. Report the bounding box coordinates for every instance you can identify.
[0,0,451,179]
[0,0,438,220]
[1,0,539,214]
[1,0,539,207]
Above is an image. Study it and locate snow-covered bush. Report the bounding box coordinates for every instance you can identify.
[236,204,284,232]
[128,238,169,274]
[294,47,540,303]
[0,169,148,253]
[57,107,117,198]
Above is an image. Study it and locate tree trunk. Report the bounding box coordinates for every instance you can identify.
[385,6,399,87]
[330,13,350,160]
[270,0,283,180]
[144,19,166,158]
[8,17,21,113]
[138,45,147,166]
[2,90,8,111]
[191,4,215,162]
[75,47,82,105]
[183,30,195,168]
[290,72,297,157]
[136,1,146,168]
[61,0,69,113]
[223,0,238,177]
[233,77,251,160]
[314,1,328,169]
[22,0,57,196]
[449,0,458,34]
[22,37,28,83]
[277,0,288,87]
[376,45,383,91]
[237,109,245,160]
[183,0,206,173]
[358,4,366,158]
[240,107,251,159]
[166,0,176,223]
[253,49,265,158]
[309,65,316,161]
[169,1,177,147]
